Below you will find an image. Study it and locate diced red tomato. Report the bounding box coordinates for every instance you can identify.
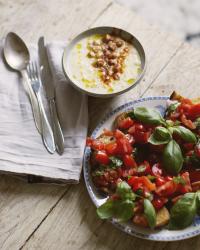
[95,151,110,165]
[187,103,200,120]
[123,154,137,168]
[118,117,134,129]
[125,134,135,145]
[105,142,118,155]
[137,161,151,175]
[155,180,177,197]
[114,129,125,139]
[189,170,200,183]
[133,214,148,227]
[151,163,163,177]
[180,114,196,130]
[128,123,144,134]
[128,176,156,192]
[122,168,137,178]
[156,177,166,187]
[152,196,168,210]
[116,137,133,155]
[183,143,194,151]
[87,139,105,151]
[177,172,192,194]
[128,176,138,186]
[134,131,151,144]
[165,175,173,181]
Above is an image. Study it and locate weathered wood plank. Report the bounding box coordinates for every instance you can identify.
[143,42,200,98]
[0,0,111,249]
[21,3,197,250]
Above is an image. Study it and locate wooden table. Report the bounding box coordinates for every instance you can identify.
[1,0,200,249]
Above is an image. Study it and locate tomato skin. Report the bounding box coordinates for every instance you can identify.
[123,154,137,168]
[119,117,134,129]
[87,138,106,151]
[183,143,194,151]
[114,129,125,139]
[152,197,168,210]
[188,103,200,120]
[134,131,150,144]
[128,176,156,192]
[180,114,196,130]
[156,177,166,187]
[116,137,132,155]
[95,151,110,165]
[125,134,135,145]
[165,175,173,181]
[105,142,118,155]
[155,180,177,197]
[151,163,163,177]
[189,170,200,183]
[177,172,192,194]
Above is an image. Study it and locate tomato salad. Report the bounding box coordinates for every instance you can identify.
[86,92,200,229]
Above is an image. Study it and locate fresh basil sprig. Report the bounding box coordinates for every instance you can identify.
[134,107,165,125]
[148,126,172,145]
[172,126,197,143]
[163,139,183,175]
[97,181,136,222]
[169,193,199,229]
[144,199,156,228]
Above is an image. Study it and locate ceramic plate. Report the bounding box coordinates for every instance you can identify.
[83,96,200,241]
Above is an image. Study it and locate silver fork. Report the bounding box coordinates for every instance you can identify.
[27,62,56,154]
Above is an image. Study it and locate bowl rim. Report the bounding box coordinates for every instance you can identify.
[62,26,146,98]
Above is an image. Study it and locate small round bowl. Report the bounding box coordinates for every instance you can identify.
[62,26,146,98]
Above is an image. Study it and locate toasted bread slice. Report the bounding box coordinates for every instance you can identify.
[156,206,170,228]
[113,111,128,129]
[170,91,200,104]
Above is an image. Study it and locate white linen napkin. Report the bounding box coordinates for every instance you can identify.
[0,42,88,184]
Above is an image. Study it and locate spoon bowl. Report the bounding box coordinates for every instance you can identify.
[4,32,30,71]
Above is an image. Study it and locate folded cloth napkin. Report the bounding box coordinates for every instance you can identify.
[0,42,88,184]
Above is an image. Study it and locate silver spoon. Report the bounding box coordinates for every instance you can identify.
[3,32,42,133]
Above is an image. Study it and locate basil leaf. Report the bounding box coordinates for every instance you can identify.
[148,127,171,145]
[134,107,165,125]
[109,156,123,168]
[167,102,180,114]
[114,199,135,221]
[143,199,156,228]
[116,181,136,201]
[97,200,114,219]
[127,111,136,120]
[163,140,183,174]
[172,126,197,143]
[169,193,197,229]
[173,176,186,185]
[137,164,147,173]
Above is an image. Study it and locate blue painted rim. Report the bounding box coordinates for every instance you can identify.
[83,96,200,241]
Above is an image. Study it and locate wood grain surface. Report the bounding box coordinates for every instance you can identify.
[1,0,200,249]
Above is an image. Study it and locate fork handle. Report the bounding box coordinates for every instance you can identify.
[49,99,64,155]
[37,94,56,154]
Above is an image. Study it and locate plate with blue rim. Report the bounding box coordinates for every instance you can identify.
[83,96,200,241]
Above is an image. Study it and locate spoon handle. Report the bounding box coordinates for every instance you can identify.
[21,70,42,133]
